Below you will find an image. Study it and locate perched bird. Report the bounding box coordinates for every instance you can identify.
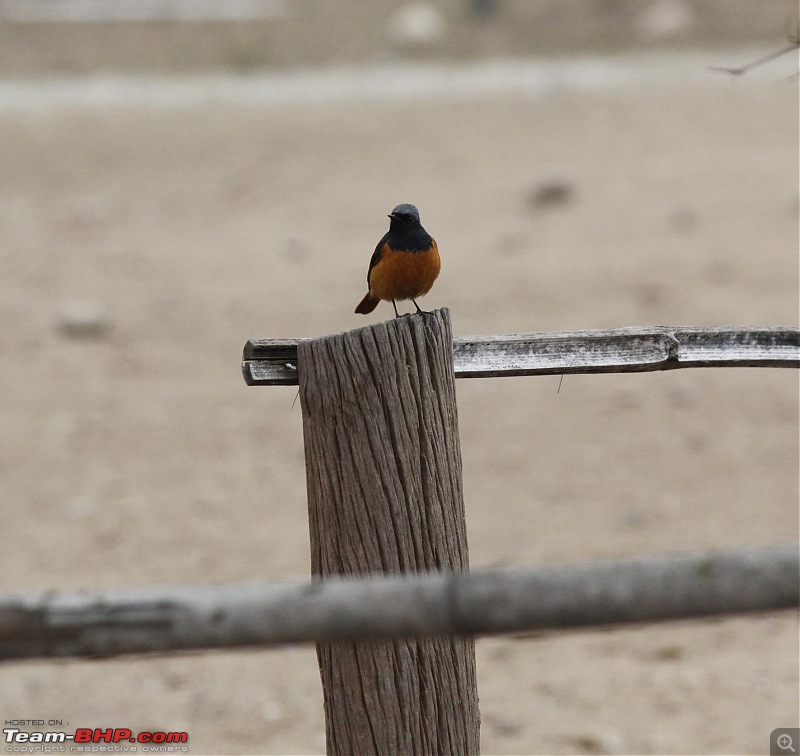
[355,204,440,317]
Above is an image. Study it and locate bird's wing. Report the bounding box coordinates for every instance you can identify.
[366,232,390,286]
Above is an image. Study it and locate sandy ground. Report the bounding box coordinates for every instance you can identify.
[0,52,798,754]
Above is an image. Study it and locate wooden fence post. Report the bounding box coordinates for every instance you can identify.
[297,307,480,756]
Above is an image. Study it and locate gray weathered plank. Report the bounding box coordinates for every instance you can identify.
[243,325,800,385]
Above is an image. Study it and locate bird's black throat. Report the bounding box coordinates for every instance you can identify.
[387,219,433,253]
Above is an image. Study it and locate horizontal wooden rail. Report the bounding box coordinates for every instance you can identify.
[1,544,796,662]
[242,326,800,385]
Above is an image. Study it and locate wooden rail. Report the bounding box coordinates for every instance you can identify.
[243,325,800,385]
[1,544,796,662]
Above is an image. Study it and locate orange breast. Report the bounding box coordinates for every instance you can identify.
[369,241,441,302]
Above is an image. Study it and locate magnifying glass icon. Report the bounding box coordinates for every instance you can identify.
[778,734,796,752]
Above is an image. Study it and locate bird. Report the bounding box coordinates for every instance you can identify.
[355,204,441,318]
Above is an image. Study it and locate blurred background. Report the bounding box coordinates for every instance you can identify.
[0,1,797,754]
[0,0,797,71]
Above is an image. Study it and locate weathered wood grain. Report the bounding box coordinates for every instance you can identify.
[1,544,796,661]
[243,325,800,385]
[297,307,480,756]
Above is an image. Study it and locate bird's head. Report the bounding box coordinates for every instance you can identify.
[388,204,421,224]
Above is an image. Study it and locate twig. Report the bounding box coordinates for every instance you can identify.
[709,41,800,77]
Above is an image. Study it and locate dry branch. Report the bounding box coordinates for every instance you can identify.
[709,41,800,76]
[243,326,800,385]
[1,544,796,662]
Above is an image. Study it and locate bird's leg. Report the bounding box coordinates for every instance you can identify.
[392,300,400,318]
[412,299,423,314]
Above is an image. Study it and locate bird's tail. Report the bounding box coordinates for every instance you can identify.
[355,293,380,314]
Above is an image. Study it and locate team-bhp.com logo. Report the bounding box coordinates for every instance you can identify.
[4,726,189,752]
